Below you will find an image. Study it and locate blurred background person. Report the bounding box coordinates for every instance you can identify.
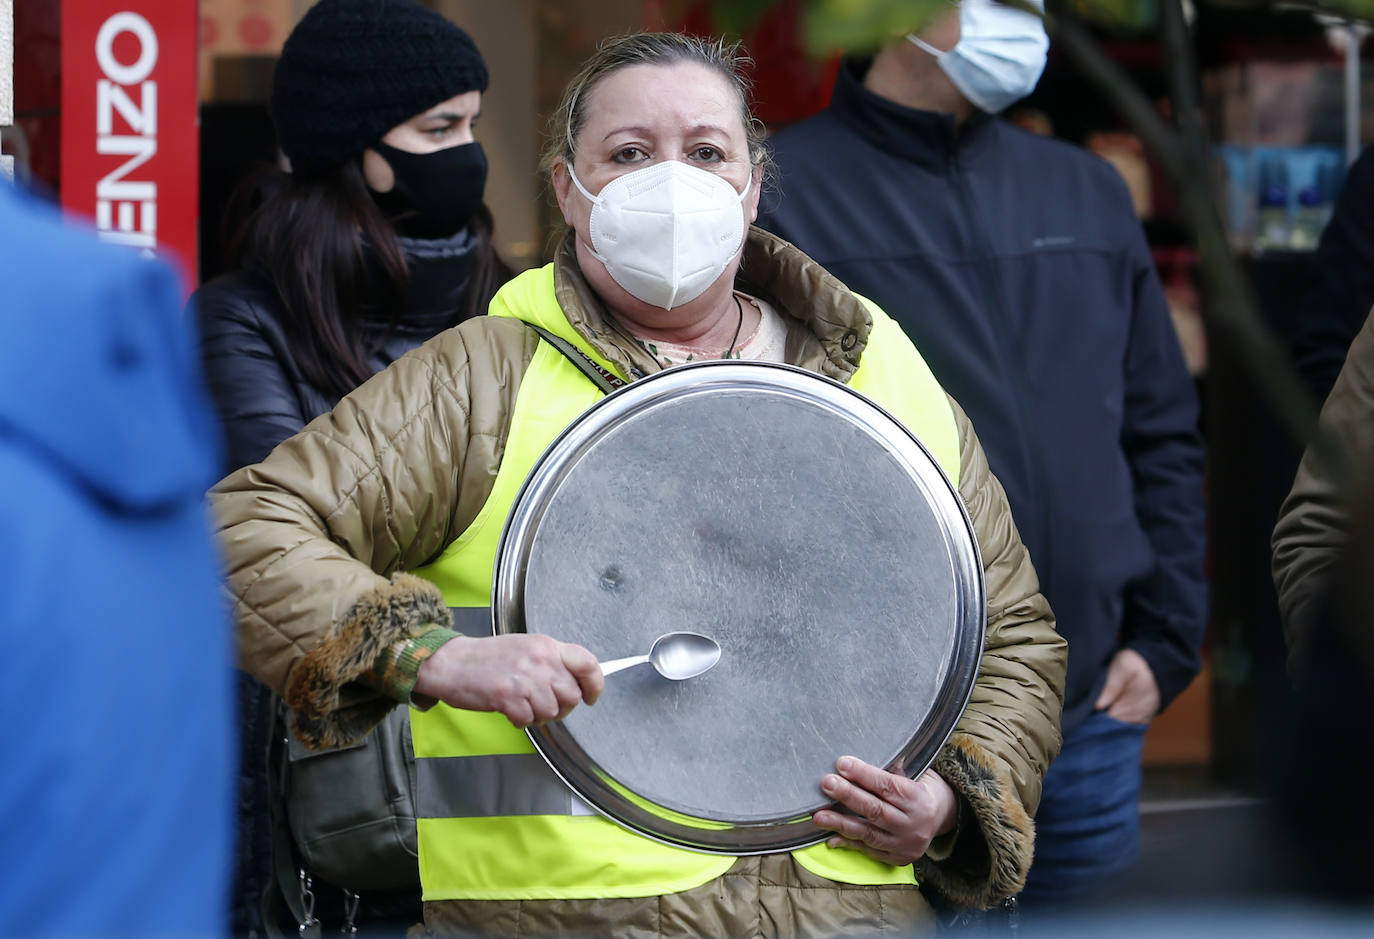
[1288,142,1374,404]
[758,0,1208,914]
[1271,466,1374,909]
[1272,308,1374,673]
[188,0,510,932]
[0,180,232,934]
[209,31,1066,937]
[196,0,509,472]
[1269,298,1374,914]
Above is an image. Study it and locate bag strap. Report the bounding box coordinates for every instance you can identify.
[524,322,626,394]
[265,705,322,939]
[267,808,322,939]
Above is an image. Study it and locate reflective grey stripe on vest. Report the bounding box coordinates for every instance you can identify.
[427,608,577,819]
[449,606,492,637]
[415,752,575,818]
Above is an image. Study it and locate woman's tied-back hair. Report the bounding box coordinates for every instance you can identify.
[540,32,772,178]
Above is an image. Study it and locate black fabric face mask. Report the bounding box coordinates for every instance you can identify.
[370,139,488,239]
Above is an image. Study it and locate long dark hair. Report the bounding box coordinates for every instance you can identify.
[223,158,509,400]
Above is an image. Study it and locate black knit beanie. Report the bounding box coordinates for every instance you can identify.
[271,0,488,176]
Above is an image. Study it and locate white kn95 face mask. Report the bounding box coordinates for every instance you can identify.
[569,160,751,310]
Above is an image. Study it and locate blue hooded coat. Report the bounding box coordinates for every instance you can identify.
[0,182,232,935]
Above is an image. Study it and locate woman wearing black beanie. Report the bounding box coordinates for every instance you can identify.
[190,1,510,933]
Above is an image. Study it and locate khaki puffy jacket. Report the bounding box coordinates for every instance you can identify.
[212,230,1066,926]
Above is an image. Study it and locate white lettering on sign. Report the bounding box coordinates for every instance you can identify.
[94,12,158,255]
[95,13,158,86]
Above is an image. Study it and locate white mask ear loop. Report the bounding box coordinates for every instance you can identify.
[735,169,753,203]
[567,164,602,206]
[907,33,947,58]
[565,164,611,265]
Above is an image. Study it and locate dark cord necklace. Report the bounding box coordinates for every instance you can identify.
[722,293,745,360]
[636,293,747,369]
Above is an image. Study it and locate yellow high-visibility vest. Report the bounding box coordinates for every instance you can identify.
[409,263,961,901]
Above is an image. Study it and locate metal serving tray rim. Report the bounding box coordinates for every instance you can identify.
[491,360,985,855]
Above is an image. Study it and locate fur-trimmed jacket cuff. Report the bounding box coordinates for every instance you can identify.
[284,573,449,750]
[915,733,1034,909]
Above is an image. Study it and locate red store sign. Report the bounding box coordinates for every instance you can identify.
[61,1,198,286]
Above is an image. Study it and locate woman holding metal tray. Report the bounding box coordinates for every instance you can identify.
[212,31,1066,938]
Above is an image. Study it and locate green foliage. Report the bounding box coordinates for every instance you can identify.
[1064,0,1157,31]
[708,0,1374,57]
[801,0,953,54]
[1316,0,1374,17]
[707,0,949,54]
[1063,0,1374,32]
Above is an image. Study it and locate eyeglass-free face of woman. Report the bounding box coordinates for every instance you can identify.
[358,89,490,240]
[551,62,764,353]
[361,89,482,190]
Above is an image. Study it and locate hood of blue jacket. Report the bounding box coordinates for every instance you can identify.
[0,183,221,512]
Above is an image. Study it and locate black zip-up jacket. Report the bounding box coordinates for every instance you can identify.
[759,60,1208,733]
[197,236,486,472]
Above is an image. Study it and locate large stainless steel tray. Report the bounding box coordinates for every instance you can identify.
[491,360,984,854]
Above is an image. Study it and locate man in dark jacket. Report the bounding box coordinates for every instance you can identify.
[758,0,1207,911]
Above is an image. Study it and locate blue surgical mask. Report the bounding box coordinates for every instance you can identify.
[907,0,1049,114]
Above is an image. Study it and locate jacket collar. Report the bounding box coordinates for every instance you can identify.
[551,227,873,383]
[828,58,997,173]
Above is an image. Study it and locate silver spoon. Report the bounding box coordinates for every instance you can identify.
[599,631,722,680]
